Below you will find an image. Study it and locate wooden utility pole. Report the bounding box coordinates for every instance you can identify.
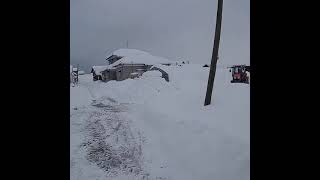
[204,0,223,106]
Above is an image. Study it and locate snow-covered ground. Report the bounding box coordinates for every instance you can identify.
[70,64,250,180]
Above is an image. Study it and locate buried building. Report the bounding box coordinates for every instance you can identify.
[101,63,152,81]
[100,49,172,82]
[91,66,108,81]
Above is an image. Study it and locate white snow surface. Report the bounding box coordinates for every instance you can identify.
[78,70,85,75]
[142,70,162,77]
[71,63,250,180]
[108,49,172,67]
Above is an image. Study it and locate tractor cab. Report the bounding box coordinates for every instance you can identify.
[228,65,249,84]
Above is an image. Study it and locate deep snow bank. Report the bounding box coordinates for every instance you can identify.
[75,64,250,180]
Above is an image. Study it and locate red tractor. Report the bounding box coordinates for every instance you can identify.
[228,65,250,84]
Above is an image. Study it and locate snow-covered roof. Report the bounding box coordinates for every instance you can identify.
[109,49,150,57]
[107,49,172,67]
[91,66,109,75]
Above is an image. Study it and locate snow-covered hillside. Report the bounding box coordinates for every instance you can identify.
[70,64,250,180]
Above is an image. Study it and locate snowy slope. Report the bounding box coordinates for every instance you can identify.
[70,64,250,180]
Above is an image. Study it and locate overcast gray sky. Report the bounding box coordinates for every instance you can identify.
[71,0,249,72]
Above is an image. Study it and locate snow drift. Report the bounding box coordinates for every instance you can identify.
[71,63,250,180]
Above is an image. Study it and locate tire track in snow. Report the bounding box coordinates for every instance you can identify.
[71,76,168,180]
[71,96,151,180]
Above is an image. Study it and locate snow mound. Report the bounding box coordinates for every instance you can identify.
[142,71,162,77]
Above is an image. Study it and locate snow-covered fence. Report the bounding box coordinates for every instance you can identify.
[70,66,79,85]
